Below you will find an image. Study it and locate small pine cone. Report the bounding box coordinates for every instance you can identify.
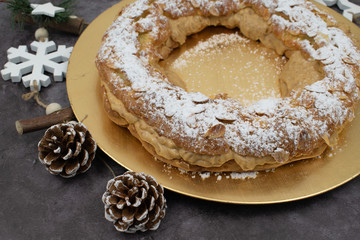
[38,122,97,178]
[102,171,167,233]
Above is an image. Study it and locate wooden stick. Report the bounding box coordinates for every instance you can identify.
[14,15,88,35]
[15,107,75,134]
[47,16,88,35]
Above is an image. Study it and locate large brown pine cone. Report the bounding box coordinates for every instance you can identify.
[102,171,166,233]
[38,122,97,178]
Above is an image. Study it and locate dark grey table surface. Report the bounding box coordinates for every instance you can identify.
[1,1,360,239]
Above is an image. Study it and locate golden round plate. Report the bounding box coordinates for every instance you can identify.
[67,0,360,204]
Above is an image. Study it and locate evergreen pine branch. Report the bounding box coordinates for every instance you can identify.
[6,0,76,28]
[54,0,75,23]
[7,0,32,28]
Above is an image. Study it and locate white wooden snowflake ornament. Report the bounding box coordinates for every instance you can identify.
[31,2,65,17]
[314,0,337,6]
[315,0,360,21]
[337,0,360,21]
[1,41,73,91]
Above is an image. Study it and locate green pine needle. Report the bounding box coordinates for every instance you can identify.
[7,0,32,28]
[7,0,76,28]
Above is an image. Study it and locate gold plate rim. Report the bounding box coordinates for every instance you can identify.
[67,0,360,204]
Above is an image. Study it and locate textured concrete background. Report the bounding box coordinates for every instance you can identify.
[1,0,360,239]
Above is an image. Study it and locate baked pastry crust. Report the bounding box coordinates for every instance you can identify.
[96,0,360,172]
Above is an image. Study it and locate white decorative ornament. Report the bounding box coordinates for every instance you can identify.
[46,103,62,115]
[314,0,360,21]
[31,2,65,17]
[314,0,337,6]
[337,0,360,21]
[1,41,73,91]
[35,27,49,42]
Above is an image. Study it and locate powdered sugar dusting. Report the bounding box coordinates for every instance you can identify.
[199,172,211,180]
[173,32,250,68]
[161,161,259,180]
[96,0,360,164]
[230,172,258,179]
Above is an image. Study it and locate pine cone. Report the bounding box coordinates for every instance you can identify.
[38,122,97,178]
[102,171,167,233]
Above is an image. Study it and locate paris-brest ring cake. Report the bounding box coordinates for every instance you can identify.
[96,0,360,172]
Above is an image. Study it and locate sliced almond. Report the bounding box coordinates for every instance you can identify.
[322,133,331,146]
[288,27,301,36]
[204,124,226,139]
[191,92,209,104]
[314,48,330,61]
[271,149,290,162]
[342,56,356,65]
[356,78,360,88]
[321,56,335,65]
[338,93,348,100]
[215,112,236,123]
[302,97,315,109]
[209,4,220,16]
[164,107,176,117]
[190,0,200,8]
[216,117,236,124]
[322,133,338,147]
[192,105,206,114]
